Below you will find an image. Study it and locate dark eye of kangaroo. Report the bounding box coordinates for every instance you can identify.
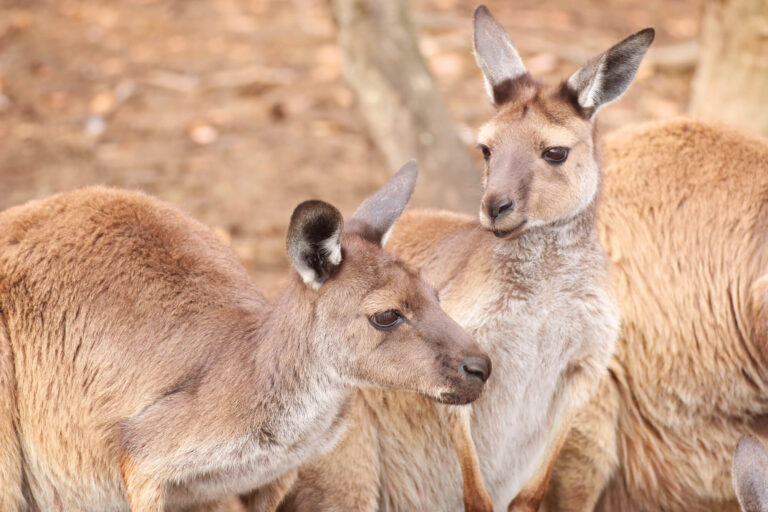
[477,144,491,161]
[369,310,403,330]
[542,147,569,163]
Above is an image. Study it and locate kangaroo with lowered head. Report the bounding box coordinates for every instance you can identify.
[0,162,491,511]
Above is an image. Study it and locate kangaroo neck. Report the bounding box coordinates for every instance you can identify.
[483,207,600,288]
[491,205,598,261]
[242,277,351,446]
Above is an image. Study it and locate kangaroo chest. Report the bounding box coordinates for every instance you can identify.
[439,253,616,508]
[168,388,351,507]
[373,272,614,511]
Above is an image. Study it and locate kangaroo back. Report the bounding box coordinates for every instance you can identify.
[0,188,266,509]
[547,120,768,512]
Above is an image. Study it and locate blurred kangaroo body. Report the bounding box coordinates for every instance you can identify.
[546,119,768,512]
[281,6,656,511]
[0,164,490,511]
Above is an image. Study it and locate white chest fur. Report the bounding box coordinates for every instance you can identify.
[169,383,351,507]
[444,246,619,508]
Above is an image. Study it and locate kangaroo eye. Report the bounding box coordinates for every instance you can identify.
[542,147,569,163]
[369,310,403,330]
[477,144,491,161]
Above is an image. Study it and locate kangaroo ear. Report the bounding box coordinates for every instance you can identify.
[286,200,343,290]
[347,161,418,247]
[566,28,654,119]
[733,434,768,512]
[473,5,527,105]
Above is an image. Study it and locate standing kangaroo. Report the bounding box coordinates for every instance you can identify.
[0,162,492,511]
[544,119,768,510]
[280,6,651,511]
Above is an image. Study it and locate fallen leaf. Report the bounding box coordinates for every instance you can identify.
[430,53,464,78]
[89,91,115,115]
[187,121,218,145]
[84,115,106,137]
[525,53,558,75]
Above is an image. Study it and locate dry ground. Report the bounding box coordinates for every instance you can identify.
[0,0,702,294]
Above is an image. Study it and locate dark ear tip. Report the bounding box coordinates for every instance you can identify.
[473,4,490,18]
[289,200,342,226]
[286,199,343,288]
[287,200,343,245]
[636,27,656,45]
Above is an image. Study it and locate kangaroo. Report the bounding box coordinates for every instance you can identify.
[733,435,768,512]
[543,118,768,511]
[0,162,492,511]
[280,6,651,511]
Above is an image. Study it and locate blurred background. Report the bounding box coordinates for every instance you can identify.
[1,0,765,294]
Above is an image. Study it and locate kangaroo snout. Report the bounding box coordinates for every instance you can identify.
[437,344,492,405]
[484,196,515,222]
[461,355,491,383]
[426,311,493,405]
[480,188,529,239]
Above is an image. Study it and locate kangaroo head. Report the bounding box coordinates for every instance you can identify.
[286,162,490,405]
[472,5,654,238]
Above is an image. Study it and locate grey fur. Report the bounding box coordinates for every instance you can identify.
[472,4,527,104]
[733,434,768,512]
[347,160,418,246]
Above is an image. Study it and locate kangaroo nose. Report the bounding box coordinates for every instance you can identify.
[486,199,515,221]
[461,355,491,383]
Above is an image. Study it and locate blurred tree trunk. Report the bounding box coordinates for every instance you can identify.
[689,0,768,136]
[330,0,479,212]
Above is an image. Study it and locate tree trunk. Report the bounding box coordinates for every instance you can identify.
[689,0,768,136]
[330,0,479,212]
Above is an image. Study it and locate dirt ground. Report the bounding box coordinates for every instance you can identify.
[0,0,702,295]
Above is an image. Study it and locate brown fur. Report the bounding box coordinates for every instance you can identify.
[0,184,489,511]
[506,409,573,512]
[450,409,494,512]
[241,469,298,512]
[0,309,23,511]
[546,118,768,511]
